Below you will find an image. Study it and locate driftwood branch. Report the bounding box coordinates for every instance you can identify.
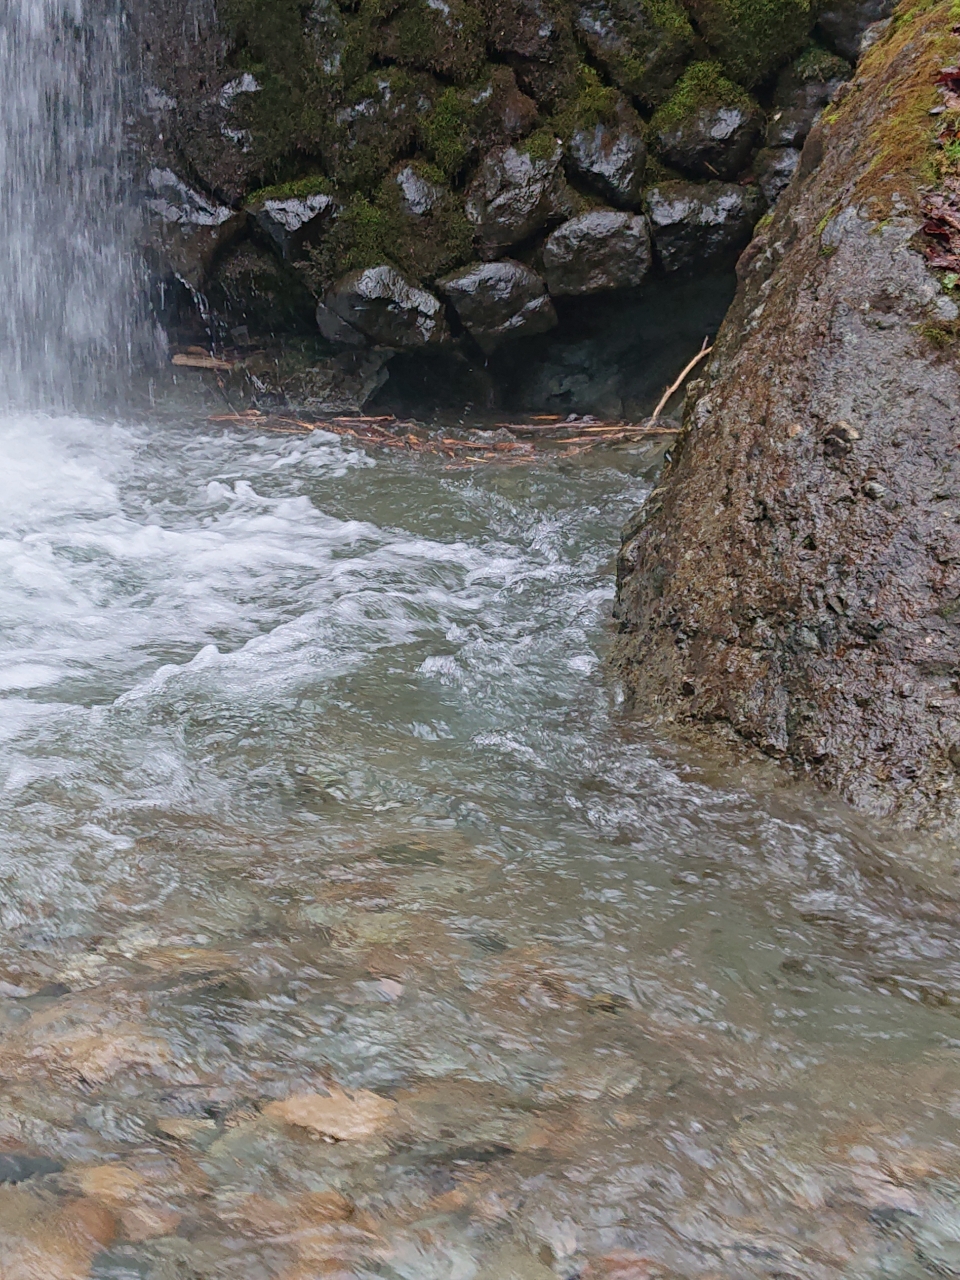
[649,337,713,423]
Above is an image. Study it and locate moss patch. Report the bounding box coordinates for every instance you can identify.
[792,42,851,82]
[650,60,755,133]
[246,174,335,203]
[376,0,486,82]
[575,0,696,105]
[681,0,813,86]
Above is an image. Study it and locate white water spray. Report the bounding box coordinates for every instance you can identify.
[0,0,141,405]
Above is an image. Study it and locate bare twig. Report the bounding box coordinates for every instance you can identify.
[649,337,713,423]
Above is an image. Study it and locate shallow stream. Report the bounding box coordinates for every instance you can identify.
[2,408,960,1280]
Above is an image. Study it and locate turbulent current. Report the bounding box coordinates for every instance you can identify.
[1,409,960,1278]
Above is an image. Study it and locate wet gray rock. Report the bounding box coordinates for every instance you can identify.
[316,301,367,347]
[249,192,337,260]
[206,242,319,339]
[815,0,896,59]
[437,259,557,353]
[766,51,851,148]
[465,144,574,253]
[754,146,801,204]
[325,266,450,348]
[646,181,764,273]
[542,210,652,295]
[395,165,446,217]
[655,101,764,181]
[142,167,246,290]
[565,105,647,209]
[574,0,694,105]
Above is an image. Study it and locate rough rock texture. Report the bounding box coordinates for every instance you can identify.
[437,260,557,351]
[615,3,960,827]
[249,192,338,259]
[646,180,763,272]
[766,47,851,147]
[542,210,652,294]
[651,62,764,180]
[566,109,647,208]
[753,145,801,204]
[465,144,574,253]
[816,0,898,58]
[325,267,450,348]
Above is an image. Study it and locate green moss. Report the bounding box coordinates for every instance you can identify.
[376,0,486,82]
[682,0,814,86]
[305,166,474,288]
[519,126,561,161]
[419,85,477,178]
[247,174,334,203]
[650,60,754,133]
[550,64,622,139]
[576,0,695,105]
[792,42,850,82]
[328,69,434,194]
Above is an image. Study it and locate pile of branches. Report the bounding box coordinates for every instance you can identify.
[205,410,679,464]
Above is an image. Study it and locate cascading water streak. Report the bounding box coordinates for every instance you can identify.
[0,0,141,406]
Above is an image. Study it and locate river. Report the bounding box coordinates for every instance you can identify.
[1,404,959,1278]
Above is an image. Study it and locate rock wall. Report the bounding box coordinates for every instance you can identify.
[130,0,889,406]
[614,0,960,827]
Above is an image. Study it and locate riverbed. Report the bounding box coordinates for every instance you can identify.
[1,408,959,1280]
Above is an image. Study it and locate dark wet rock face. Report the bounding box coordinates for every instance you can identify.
[754,145,801,204]
[766,48,851,148]
[566,110,647,208]
[615,6,960,828]
[249,191,338,260]
[465,144,574,254]
[816,0,897,59]
[646,180,763,272]
[651,62,764,180]
[325,266,450,348]
[438,259,557,352]
[574,0,694,105]
[542,210,652,294]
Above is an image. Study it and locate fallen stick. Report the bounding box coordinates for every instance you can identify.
[649,338,713,424]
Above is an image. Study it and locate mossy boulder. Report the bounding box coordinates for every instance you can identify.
[480,0,581,110]
[205,241,320,340]
[419,68,539,180]
[651,61,763,179]
[574,0,696,106]
[327,70,438,195]
[376,0,486,82]
[681,0,814,87]
[306,164,474,288]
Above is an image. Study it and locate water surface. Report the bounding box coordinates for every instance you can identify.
[1,410,959,1280]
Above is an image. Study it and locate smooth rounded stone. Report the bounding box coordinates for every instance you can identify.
[437,259,557,352]
[566,109,647,209]
[766,50,851,147]
[248,191,337,259]
[465,144,573,253]
[815,0,897,59]
[142,167,246,290]
[325,266,450,348]
[645,180,764,273]
[542,210,652,295]
[754,146,801,205]
[655,101,764,181]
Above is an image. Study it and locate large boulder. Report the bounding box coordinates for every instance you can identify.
[375,0,486,83]
[565,103,648,209]
[542,211,652,295]
[614,7,960,827]
[646,180,764,273]
[248,190,338,259]
[324,266,450,348]
[766,47,851,147]
[142,167,246,291]
[420,69,539,180]
[574,0,695,105]
[437,260,557,352]
[683,0,815,87]
[651,62,764,181]
[465,143,574,253]
[205,242,319,341]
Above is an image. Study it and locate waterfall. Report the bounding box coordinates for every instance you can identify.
[0,0,142,407]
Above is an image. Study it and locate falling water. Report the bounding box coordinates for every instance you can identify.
[0,0,140,406]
